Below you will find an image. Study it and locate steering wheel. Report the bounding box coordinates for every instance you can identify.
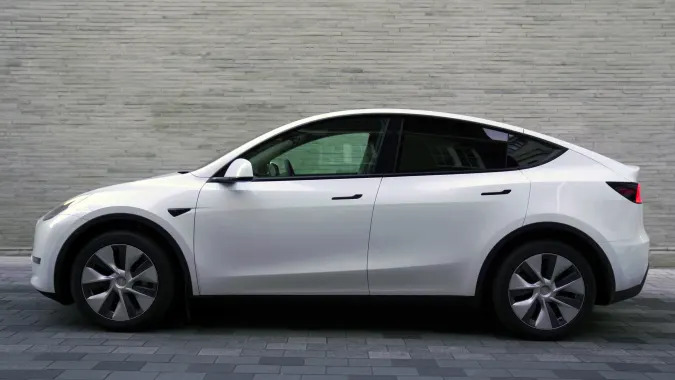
[283,159,295,176]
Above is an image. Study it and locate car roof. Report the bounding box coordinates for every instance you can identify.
[286,109,525,134]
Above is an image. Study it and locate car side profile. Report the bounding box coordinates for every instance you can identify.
[31,109,649,339]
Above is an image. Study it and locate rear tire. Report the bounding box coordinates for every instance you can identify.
[492,240,596,340]
[70,231,175,331]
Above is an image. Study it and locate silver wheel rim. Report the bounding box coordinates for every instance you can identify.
[508,253,585,330]
[81,244,158,321]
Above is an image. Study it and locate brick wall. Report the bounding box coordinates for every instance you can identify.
[1,0,674,248]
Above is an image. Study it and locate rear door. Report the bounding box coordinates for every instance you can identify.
[367,115,531,295]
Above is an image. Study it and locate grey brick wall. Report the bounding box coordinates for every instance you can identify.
[1,0,674,248]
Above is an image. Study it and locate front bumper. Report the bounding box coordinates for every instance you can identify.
[30,214,82,301]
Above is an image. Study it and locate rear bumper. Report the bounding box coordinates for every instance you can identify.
[603,231,650,294]
[609,266,648,304]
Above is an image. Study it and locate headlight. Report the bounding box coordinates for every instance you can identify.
[41,194,89,221]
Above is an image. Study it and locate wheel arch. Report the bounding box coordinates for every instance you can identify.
[53,213,194,305]
[476,222,616,305]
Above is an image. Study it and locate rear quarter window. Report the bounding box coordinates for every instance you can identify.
[506,134,566,169]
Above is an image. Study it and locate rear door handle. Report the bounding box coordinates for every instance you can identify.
[481,189,511,196]
[332,194,363,200]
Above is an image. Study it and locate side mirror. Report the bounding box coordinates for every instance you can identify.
[209,158,253,184]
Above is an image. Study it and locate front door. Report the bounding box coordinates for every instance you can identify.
[194,115,393,295]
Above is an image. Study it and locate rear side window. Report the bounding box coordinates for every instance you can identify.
[396,115,564,174]
[397,116,509,173]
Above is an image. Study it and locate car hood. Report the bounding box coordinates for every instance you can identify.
[86,172,200,194]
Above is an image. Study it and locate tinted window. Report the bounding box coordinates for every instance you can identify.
[506,134,564,168]
[242,116,389,178]
[397,116,509,173]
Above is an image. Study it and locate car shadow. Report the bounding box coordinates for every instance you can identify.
[185,296,500,337]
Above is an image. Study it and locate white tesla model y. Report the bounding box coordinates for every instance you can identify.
[31,109,649,339]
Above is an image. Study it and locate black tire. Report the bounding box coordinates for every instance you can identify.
[70,231,175,331]
[492,240,596,340]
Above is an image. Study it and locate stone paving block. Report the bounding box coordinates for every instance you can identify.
[261,358,305,366]
[463,368,511,377]
[344,376,392,380]
[508,368,557,377]
[56,369,109,379]
[199,348,242,356]
[47,361,98,370]
[142,363,190,372]
[415,367,465,377]
[35,353,85,361]
[348,359,392,367]
[93,361,146,371]
[187,363,235,373]
[299,375,347,380]
[554,369,607,379]
[0,369,59,379]
[267,344,307,351]
[326,367,371,375]
[600,370,651,380]
[305,359,348,367]
[83,354,130,362]
[204,375,254,380]
[113,347,159,355]
[234,365,281,374]
[371,366,418,376]
[284,351,326,358]
[368,352,411,360]
[106,372,160,380]
[126,354,175,363]
[156,373,205,380]
[288,338,327,345]
[0,360,51,370]
[253,375,300,380]
[215,357,261,365]
[69,346,116,353]
[280,366,326,375]
[171,355,217,364]
[325,351,368,359]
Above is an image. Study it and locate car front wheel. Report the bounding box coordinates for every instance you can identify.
[70,231,175,330]
[492,240,596,340]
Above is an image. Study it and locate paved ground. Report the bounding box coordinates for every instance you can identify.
[2,257,675,380]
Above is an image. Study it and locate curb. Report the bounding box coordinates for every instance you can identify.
[3,247,675,268]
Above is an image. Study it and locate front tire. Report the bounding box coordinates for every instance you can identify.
[70,231,175,330]
[492,240,596,340]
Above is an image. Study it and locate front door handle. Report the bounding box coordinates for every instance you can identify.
[481,189,511,196]
[332,194,363,200]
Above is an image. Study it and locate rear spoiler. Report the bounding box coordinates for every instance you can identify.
[623,165,640,182]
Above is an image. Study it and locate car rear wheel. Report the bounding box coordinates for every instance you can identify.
[70,231,175,330]
[492,240,596,340]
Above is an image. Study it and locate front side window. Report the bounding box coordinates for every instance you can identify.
[241,116,389,178]
[397,116,509,173]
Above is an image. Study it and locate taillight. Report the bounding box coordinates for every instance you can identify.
[607,182,642,204]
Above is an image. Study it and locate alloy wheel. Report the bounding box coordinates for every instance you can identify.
[81,244,158,321]
[508,253,585,330]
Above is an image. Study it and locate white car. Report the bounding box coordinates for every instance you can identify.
[31,109,649,339]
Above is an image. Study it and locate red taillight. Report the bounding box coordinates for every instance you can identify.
[607,182,641,204]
